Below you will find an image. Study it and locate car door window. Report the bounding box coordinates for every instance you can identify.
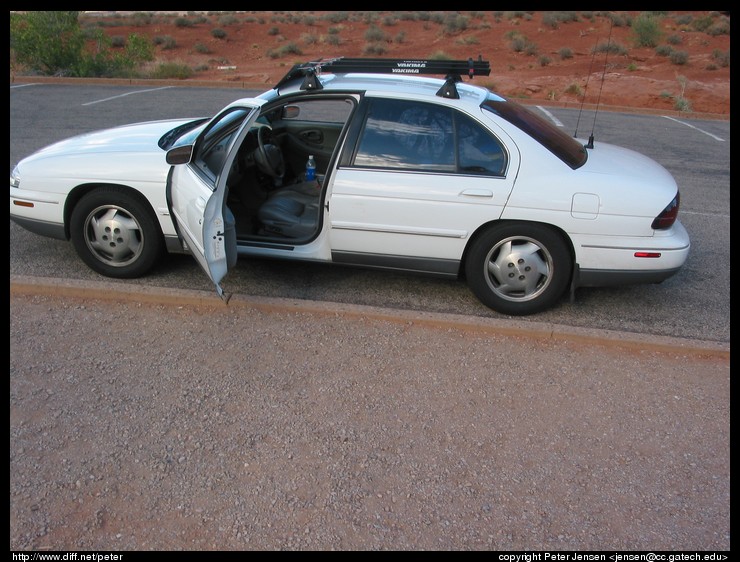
[353,98,506,176]
[354,98,455,172]
[456,112,507,176]
[193,108,250,186]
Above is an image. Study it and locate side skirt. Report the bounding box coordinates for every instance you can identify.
[331,250,460,279]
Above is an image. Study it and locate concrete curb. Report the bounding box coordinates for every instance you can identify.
[10,275,730,360]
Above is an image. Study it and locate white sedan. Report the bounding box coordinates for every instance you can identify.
[10,58,690,315]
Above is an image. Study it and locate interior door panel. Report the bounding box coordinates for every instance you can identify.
[278,121,344,175]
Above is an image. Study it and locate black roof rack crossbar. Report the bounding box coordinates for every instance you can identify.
[274,56,491,97]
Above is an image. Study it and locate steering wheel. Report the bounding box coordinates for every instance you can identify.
[255,125,286,178]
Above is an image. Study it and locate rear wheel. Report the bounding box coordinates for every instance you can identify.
[465,222,572,316]
[70,187,164,278]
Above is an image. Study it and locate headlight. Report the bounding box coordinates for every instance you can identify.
[10,166,21,189]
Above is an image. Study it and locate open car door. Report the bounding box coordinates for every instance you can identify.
[166,99,266,300]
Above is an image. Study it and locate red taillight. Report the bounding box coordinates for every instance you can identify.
[634,252,661,258]
[651,192,680,230]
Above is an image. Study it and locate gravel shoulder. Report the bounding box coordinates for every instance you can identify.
[10,282,730,551]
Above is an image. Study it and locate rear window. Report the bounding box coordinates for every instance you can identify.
[481,95,587,169]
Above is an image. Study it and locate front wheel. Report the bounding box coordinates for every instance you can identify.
[465,222,572,316]
[70,187,164,279]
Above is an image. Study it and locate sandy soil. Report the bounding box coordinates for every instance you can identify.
[72,10,731,117]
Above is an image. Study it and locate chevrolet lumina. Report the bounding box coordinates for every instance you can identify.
[9,58,690,315]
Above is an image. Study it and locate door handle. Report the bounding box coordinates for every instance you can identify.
[301,130,323,143]
[460,189,493,198]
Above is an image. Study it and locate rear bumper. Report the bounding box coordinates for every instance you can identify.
[576,266,683,287]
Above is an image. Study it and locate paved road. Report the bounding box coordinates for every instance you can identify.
[9,276,730,551]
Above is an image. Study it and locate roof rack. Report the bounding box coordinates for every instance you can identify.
[273,56,491,99]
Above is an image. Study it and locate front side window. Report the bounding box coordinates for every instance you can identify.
[192,108,251,185]
[353,98,506,176]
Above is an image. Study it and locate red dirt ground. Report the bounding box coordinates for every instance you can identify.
[31,11,735,117]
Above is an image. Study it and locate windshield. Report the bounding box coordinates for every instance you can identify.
[481,94,587,169]
[158,118,210,150]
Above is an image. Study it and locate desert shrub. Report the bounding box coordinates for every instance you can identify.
[301,33,318,45]
[429,51,452,60]
[706,18,730,36]
[153,36,177,50]
[324,12,349,24]
[558,47,573,60]
[632,12,662,48]
[150,62,193,79]
[394,31,407,44]
[364,26,386,42]
[268,27,280,36]
[592,41,628,56]
[266,43,302,59]
[443,13,469,34]
[666,34,682,45]
[217,14,239,26]
[131,12,153,26]
[539,55,551,67]
[565,83,583,96]
[542,11,579,29]
[711,49,730,68]
[606,12,632,27]
[325,34,342,46]
[11,11,153,78]
[173,17,195,28]
[193,42,211,54]
[690,14,714,32]
[210,28,227,39]
[110,36,126,48]
[362,43,387,56]
[669,50,689,65]
[655,45,673,57]
[524,42,539,56]
[456,35,479,45]
[509,33,538,54]
[674,96,692,112]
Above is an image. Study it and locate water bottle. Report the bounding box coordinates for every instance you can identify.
[305,155,316,181]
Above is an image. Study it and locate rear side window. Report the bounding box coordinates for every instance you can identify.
[482,94,587,169]
[353,98,506,176]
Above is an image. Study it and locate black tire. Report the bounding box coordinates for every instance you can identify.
[70,187,164,279]
[465,222,572,316]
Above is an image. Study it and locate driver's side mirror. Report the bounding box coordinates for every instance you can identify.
[166,145,194,165]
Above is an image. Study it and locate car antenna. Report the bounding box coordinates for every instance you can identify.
[574,15,614,149]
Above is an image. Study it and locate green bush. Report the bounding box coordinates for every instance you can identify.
[11,11,153,78]
[153,36,177,50]
[364,26,386,42]
[711,49,730,68]
[362,43,387,56]
[173,17,195,28]
[558,47,573,60]
[669,50,689,65]
[150,62,193,79]
[631,12,663,48]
